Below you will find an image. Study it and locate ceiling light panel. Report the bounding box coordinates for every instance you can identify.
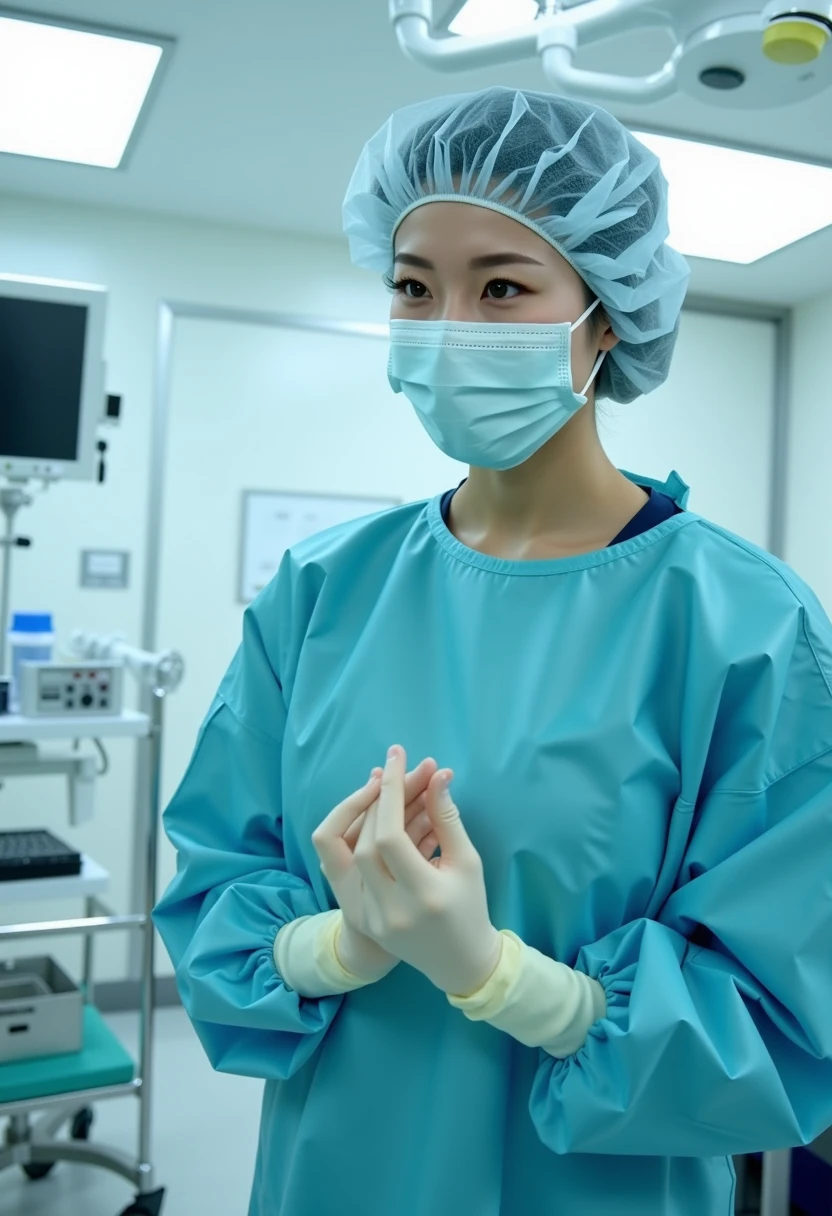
[633,131,832,263]
[0,13,169,169]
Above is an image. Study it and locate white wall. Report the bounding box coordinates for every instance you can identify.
[0,192,391,983]
[0,190,826,987]
[785,289,832,610]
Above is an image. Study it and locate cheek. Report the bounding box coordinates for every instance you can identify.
[523,302,572,324]
[389,296,419,320]
[519,284,586,326]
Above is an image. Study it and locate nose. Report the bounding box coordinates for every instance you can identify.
[439,292,477,323]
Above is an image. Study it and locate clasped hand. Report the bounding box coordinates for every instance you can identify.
[311,746,503,998]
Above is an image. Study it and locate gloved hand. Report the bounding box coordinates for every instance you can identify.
[352,745,503,998]
[311,756,439,980]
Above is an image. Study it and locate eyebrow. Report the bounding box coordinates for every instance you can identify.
[394,252,545,270]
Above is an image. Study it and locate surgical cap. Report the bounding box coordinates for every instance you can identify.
[342,87,691,404]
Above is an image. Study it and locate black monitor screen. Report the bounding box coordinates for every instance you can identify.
[0,295,88,462]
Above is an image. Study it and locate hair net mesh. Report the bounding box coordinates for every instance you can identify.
[343,87,690,404]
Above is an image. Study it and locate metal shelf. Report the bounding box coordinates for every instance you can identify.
[0,855,109,905]
[0,685,166,1208]
[0,709,150,744]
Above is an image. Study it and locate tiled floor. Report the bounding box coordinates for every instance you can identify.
[0,1006,263,1216]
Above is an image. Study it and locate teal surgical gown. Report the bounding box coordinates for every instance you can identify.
[153,468,832,1216]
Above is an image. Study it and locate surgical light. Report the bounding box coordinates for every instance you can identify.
[449,0,538,36]
[392,1,832,109]
[0,12,171,169]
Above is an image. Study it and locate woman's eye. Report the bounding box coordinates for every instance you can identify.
[485,280,523,300]
[385,276,524,300]
[407,281,430,298]
[399,279,429,298]
[383,275,431,298]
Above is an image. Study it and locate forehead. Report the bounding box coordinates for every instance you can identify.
[392,201,580,284]
[394,201,550,249]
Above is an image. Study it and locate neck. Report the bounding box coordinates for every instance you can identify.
[450,400,644,544]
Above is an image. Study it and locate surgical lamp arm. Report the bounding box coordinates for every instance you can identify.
[390,0,680,103]
[390,0,538,69]
[537,22,680,103]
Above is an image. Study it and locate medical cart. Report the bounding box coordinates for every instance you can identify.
[0,670,172,1216]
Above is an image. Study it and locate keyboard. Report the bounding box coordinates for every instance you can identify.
[0,830,82,882]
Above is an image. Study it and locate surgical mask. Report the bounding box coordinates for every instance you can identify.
[387,299,606,471]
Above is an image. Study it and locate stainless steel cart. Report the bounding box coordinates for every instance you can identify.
[0,688,170,1216]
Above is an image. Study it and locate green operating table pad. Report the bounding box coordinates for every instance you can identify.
[0,1005,135,1105]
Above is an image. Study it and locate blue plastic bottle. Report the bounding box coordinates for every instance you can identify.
[7,613,55,714]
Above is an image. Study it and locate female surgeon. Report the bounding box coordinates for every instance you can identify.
[153,88,832,1216]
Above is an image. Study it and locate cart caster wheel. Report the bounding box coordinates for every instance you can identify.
[23,1161,55,1180]
[71,1106,94,1140]
[119,1187,165,1216]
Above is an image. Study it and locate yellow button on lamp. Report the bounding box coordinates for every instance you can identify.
[763,18,831,64]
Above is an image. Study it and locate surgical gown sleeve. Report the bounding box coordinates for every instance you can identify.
[530,581,832,1157]
[152,559,343,1081]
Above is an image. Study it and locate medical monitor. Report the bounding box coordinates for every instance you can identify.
[0,273,107,481]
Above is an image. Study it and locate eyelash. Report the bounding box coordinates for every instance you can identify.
[383,276,528,300]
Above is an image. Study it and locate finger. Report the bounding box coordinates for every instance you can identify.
[350,778,384,837]
[404,786,427,820]
[373,759,434,816]
[403,756,438,805]
[314,773,381,841]
[354,791,396,883]
[404,808,429,846]
[372,747,430,886]
[355,748,407,886]
[411,798,438,857]
[346,785,427,850]
[375,746,406,842]
[418,832,439,861]
[405,810,438,859]
[312,774,381,869]
[343,809,367,850]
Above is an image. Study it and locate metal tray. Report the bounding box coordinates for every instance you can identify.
[0,956,83,1063]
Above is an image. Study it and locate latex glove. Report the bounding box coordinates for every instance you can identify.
[311,756,439,980]
[353,745,503,998]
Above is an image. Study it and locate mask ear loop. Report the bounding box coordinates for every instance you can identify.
[579,350,606,397]
[569,298,607,397]
[570,297,601,332]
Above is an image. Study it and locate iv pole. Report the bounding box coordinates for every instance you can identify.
[0,481,35,676]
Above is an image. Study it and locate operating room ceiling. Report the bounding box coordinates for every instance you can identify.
[2,0,832,307]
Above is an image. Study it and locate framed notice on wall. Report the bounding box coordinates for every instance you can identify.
[239,489,401,603]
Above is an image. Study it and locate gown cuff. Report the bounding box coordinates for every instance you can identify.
[446,929,608,1058]
[273,910,377,996]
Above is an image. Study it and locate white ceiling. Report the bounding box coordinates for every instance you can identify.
[2,0,832,307]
